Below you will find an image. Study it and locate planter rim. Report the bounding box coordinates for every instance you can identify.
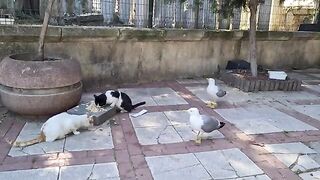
[0,53,82,89]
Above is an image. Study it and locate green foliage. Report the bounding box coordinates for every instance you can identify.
[212,0,248,18]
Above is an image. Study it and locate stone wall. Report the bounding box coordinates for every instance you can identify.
[0,25,319,90]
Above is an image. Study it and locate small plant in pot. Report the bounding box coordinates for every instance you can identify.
[0,0,82,116]
[216,0,302,92]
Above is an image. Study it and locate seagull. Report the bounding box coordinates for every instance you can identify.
[187,107,225,144]
[206,78,226,108]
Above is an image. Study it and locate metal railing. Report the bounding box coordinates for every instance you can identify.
[0,0,319,31]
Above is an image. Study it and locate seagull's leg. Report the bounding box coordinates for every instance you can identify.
[195,131,202,144]
[206,100,217,109]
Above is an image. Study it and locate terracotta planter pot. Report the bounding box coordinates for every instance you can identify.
[0,53,82,116]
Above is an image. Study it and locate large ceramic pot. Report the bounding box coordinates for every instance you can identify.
[0,53,82,116]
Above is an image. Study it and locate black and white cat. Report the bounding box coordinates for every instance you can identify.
[94,90,146,112]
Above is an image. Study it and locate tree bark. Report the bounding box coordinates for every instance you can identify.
[37,0,55,61]
[249,0,258,77]
[194,0,200,29]
[148,0,154,28]
[317,4,320,24]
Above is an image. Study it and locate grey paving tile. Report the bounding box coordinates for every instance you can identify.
[59,162,119,180]
[234,174,271,180]
[287,72,316,80]
[186,85,269,105]
[152,92,187,106]
[292,105,320,121]
[64,123,113,151]
[148,88,187,105]
[9,122,65,157]
[130,112,170,128]
[216,106,317,135]
[264,142,317,154]
[264,142,320,173]
[304,85,320,92]
[134,126,183,145]
[121,87,188,106]
[0,167,59,180]
[176,78,207,84]
[195,148,264,179]
[309,73,320,78]
[259,91,319,101]
[299,170,320,180]
[116,88,158,106]
[164,110,190,126]
[174,125,224,142]
[146,153,211,180]
[306,141,320,153]
[131,111,224,145]
[274,154,320,172]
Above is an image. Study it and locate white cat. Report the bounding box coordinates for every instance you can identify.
[13,112,94,148]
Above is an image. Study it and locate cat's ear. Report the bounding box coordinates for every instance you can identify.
[93,94,97,98]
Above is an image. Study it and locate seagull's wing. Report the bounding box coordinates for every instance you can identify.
[216,89,226,97]
[200,115,220,133]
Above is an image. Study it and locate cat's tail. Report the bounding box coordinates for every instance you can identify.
[132,101,146,109]
[13,132,46,148]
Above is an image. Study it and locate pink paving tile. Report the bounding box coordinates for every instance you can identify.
[87,149,114,157]
[123,131,139,144]
[3,156,29,164]
[185,141,216,153]
[142,104,192,113]
[3,120,25,141]
[94,155,115,163]
[305,130,320,136]
[278,168,302,179]
[131,154,148,169]
[32,159,65,169]
[58,151,88,159]
[118,162,135,179]
[115,149,130,163]
[30,154,58,161]
[163,142,189,155]
[111,122,127,150]
[292,98,320,105]
[134,168,153,180]
[142,144,166,156]
[0,161,33,172]
[0,118,13,138]
[127,143,142,155]
[64,157,96,166]
[276,107,320,129]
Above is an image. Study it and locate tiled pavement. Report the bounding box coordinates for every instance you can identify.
[0,69,319,180]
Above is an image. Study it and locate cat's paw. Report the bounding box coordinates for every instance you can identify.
[73,131,80,135]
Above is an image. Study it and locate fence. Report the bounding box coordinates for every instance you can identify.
[0,0,319,31]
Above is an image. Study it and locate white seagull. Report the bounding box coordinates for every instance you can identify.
[206,78,226,108]
[187,107,225,144]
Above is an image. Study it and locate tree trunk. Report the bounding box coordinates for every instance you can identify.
[148,0,154,28]
[317,5,320,24]
[37,0,55,61]
[194,0,200,29]
[249,0,258,77]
